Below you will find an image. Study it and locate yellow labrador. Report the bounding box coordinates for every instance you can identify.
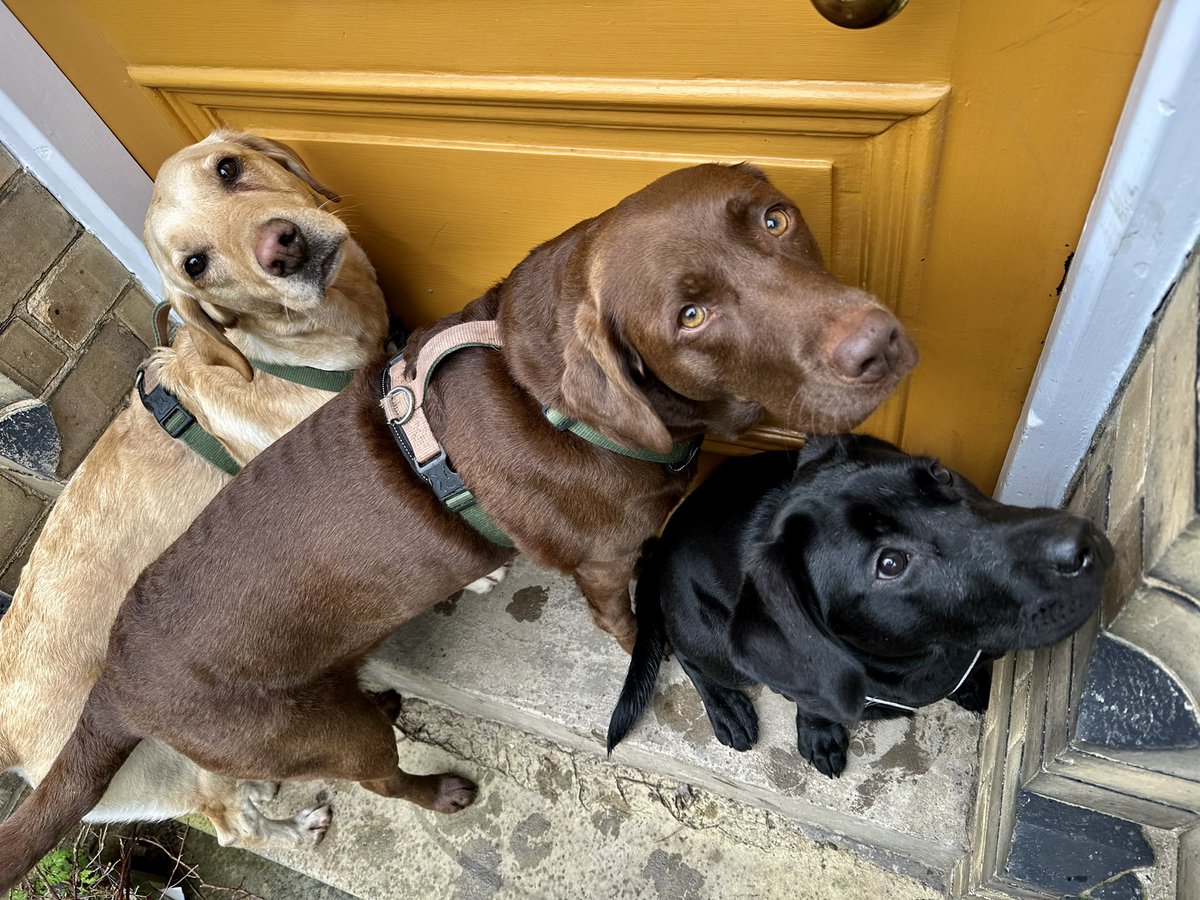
[0,130,391,847]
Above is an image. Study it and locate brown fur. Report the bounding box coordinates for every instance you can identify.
[0,164,917,889]
[0,130,387,852]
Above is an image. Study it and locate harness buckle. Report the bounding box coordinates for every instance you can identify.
[136,370,196,439]
[410,445,470,504]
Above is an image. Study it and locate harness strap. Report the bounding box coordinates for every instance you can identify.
[136,371,241,476]
[381,321,514,547]
[139,301,355,475]
[863,649,983,712]
[379,319,702,547]
[382,320,504,465]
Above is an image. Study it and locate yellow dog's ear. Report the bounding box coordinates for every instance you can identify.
[213,129,340,203]
[167,286,253,381]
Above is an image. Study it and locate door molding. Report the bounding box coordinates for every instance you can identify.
[996,0,1200,508]
[0,4,159,296]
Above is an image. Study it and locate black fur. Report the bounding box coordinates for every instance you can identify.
[607,434,1113,777]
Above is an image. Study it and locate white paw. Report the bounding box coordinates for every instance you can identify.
[295,805,333,844]
[465,564,511,595]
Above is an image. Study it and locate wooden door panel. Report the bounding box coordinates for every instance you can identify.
[8,0,1157,487]
[132,67,949,447]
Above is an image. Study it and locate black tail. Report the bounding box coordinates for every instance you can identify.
[606,552,667,754]
[0,698,137,892]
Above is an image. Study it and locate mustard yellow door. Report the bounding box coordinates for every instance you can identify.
[9,0,1155,489]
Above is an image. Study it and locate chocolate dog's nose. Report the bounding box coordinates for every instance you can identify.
[1045,517,1114,576]
[255,218,309,277]
[829,308,904,384]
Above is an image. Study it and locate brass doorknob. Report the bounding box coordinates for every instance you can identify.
[810,0,909,28]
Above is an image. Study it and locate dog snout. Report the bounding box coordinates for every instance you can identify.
[828,308,909,384]
[256,218,309,277]
[1044,517,1114,577]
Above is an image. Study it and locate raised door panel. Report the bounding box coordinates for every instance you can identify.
[130,67,950,447]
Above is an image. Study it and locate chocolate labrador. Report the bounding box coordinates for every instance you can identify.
[0,164,918,888]
[607,435,1114,777]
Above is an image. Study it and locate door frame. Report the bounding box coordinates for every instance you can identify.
[996,0,1200,508]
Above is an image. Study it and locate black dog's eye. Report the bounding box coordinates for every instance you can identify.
[216,157,241,183]
[876,549,908,580]
[930,462,953,485]
[183,254,208,279]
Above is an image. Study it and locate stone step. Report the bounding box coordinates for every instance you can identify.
[355,556,983,890]
[252,697,940,899]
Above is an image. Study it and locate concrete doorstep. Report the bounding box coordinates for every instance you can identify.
[247,556,981,898]
[253,697,940,900]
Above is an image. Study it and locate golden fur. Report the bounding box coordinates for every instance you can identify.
[0,130,389,847]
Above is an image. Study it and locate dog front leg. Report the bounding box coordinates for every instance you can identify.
[574,558,639,653]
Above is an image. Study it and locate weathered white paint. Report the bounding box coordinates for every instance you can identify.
[0,3,160,296]
[996,0,1200,507]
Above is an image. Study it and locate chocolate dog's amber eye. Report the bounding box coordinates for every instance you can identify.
[876,549,908,580]
[216,157,241,182]
[679,305,707,329]
[931,463,953,485]
[764,207,790,236]
[184,254,209,279]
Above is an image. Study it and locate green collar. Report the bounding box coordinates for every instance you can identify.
[542,407,702,470]
[250,359,355,393]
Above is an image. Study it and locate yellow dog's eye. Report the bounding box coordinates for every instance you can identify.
[679,305,707,329]
[216,156,241,183]
[764,207,790,236]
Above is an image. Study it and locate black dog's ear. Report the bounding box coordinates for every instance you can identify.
[728,522,866,724]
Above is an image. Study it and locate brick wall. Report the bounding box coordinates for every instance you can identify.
[0,141,155,599]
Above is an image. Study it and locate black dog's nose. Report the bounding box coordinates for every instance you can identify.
[830,308,904,384]
[255,218,309,277]
[1045,517,1114,576]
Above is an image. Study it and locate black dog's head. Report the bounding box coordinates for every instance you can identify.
[728,434,1113,722]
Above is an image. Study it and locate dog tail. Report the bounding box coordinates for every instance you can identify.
[607,547,667,755]
[0,695,136,892]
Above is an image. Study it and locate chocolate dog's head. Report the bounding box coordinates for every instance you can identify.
[729,434,1113,721]
[544,164,918,453]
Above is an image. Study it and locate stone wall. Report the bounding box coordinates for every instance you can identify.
[0,141,155,601]
[959,250,1200,898]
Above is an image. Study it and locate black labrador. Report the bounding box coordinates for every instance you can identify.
[607,434,1113,777]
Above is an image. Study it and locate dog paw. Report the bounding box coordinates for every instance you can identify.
[368,689,404,723]
[464,564,511,595]
[708,692,759,752]
[797,722,849,778]
[294,804,333,844]
[433,775,478,813]
[244,781,281,803]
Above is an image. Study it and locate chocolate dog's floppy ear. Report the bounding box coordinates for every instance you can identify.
[557,251,673,454]
[214,130,340,203]
[728,519,866,724]
[167,287,254,382]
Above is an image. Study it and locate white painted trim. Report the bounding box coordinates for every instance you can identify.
[996,0,1200,507]
[0,4,160,297]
